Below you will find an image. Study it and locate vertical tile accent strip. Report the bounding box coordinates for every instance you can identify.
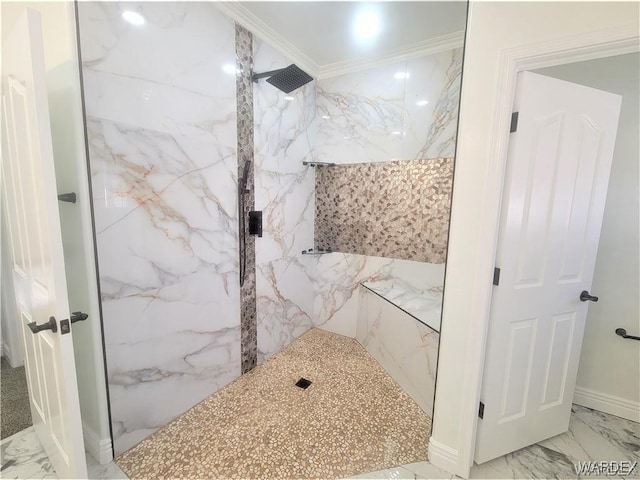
[236,24,257,373]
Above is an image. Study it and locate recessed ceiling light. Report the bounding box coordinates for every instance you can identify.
[391,131,402,135]
[122,10,145,26]
[222,64,238,75]
[321,115,330,119]
[354,9,381,41]
[416,99,429,106]
[284,96,295,101]
[394,72,410,80]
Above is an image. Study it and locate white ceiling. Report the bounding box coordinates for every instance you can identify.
[218,1,468,78]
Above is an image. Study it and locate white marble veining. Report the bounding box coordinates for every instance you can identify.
[316,49,462,165]
[471,404,640,479]
[78,2,240,455]
[0,427,128,479]
[316,254,445,337]
[357,287,440,415]
[253,38,317,362]
[316,61,405,164]
[77,2,236,98]
[256,256,315,363]
[362,277,443,332]
[87,118,238,288]
[0,428,56,479]
[346,406,640,479]
[404,48,463,159]
[312,49,459,357]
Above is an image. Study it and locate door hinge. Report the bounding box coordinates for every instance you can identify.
[510,112,519,133]
[493,267,501,286]
[479,401,485,419]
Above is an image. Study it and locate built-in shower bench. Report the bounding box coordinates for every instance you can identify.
[357,269,443,417]
[360,279,442,333]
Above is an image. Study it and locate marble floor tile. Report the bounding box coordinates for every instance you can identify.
[470,405,639,479]
[345,461,454,479]
[86,452,129,479]
[0,426,128,480]
[403,461,455,479]
[0,427,56,479]
[346,465,417,479]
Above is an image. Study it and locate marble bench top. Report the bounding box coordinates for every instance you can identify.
[361,279,443,333]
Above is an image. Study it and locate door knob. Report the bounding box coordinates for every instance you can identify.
[69,311,88,324]
[580,290,599,302]
[28,316,57,334]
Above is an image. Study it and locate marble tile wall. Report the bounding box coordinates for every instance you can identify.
[313,47,461,335]
[316,48,463,164]
[77,2,240,455]
[315,254,445,339]
[315,158,453,262]
[78,5,460,454]
[252,38,317,363]
[357,286,440,416]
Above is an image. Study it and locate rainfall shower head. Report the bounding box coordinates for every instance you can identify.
[252,64,313,94]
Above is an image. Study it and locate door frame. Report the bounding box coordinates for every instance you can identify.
[429,21,639,478]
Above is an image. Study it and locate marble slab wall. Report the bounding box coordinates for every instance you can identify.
[315,254,445,338]
[357,286,440,416]
[316,48,463,164]
[77,2,240,455]
[252,38,317,363]
[315,158,453,262]
[313,48,461,334]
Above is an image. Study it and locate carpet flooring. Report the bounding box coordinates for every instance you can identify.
[1,356,33,440]
[117,328,431,479]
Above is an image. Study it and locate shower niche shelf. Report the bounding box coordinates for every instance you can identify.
[301,247,332,255]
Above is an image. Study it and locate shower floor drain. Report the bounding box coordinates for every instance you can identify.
[295,378,312,389]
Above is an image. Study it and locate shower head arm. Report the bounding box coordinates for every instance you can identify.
[251,68,286,83]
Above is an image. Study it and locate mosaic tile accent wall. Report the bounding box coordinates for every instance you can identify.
[315,158,453,263]
[236,24,258,374]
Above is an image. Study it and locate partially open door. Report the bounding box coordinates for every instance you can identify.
[1,9,88,478]
[475,72,621,463]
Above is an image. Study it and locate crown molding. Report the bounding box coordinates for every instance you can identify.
[214,2,320,78]
[214,2,465,82]
[318,30,465,79]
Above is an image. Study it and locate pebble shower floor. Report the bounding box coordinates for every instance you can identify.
[117,329,431,479]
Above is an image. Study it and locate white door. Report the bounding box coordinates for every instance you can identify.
[1,9,88,478]
[475,71,622,463]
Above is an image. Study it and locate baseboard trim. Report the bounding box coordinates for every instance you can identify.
[574,386,640,422]
[83,423,113,465]
[428,437,461,477]
[1,341,11,365]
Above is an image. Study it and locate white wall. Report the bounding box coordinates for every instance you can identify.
[430,2,639,477]
[1,1,112,462]
[535,54,640,420]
